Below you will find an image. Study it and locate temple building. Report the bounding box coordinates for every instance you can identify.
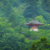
[25,19,44,31]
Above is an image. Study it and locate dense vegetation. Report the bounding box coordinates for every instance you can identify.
[0,0,50,50]
[29,37,50,50]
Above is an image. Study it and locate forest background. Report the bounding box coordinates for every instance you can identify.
[0,0,50,50]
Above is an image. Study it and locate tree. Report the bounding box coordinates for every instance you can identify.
[3,46,13,50]
[41,0,50,12]
[29,42,37,50]
[8,13,17,27]
[24,0,39,19]
[29,37,50,50]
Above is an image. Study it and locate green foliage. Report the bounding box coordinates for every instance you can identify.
[41,0,50,12]
[24,0,50,21]
[8,12,17,27]
[0,0,50,50]
[35,15,46,23]
[29,42,37,50]
[29,37,50,50]
[3,46,13,50]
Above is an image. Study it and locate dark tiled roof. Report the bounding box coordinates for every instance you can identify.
[25,20,44,25]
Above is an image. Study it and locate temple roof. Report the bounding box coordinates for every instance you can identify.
[25,20,44,26]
